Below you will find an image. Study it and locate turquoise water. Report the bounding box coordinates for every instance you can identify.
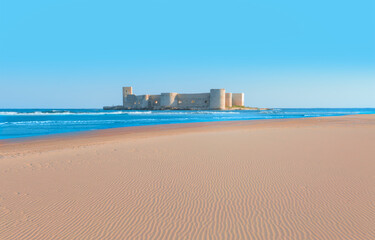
[1,108,374,139]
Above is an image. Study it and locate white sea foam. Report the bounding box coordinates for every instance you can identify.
[1,118,195,126]
[0,111,19,115]
[0,110,242,116]
[127,111,152,115]
[0,111,133,116]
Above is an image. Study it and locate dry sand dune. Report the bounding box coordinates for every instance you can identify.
[1,115,375,239]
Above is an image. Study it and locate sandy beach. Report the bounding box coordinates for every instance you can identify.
[0,114,374,239]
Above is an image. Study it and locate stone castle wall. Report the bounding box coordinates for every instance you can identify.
[121,87,243,110]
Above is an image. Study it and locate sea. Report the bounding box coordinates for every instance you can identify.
[1,108,374,140]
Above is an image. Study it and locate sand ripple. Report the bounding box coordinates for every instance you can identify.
[1,116,375,239]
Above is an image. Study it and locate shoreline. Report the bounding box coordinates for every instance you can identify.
[2,109,375,142]
[1,114,374,156]
[0,118,289,157]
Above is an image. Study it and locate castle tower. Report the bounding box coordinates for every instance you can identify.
[232,93,245,106]
[160,93,178,108]
[122,87,133,106]
[209,89,226,110]
[225,93,232,108]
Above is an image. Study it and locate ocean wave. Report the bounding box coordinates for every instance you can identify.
[0,111,139,116]
[0,110,242,116]
[0,111,19,115]
[0,117,202,126]
[139,111,241,115]
[127,111,152,115]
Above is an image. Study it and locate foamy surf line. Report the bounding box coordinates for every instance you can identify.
[0,110,242,116]
[0,111,151,115]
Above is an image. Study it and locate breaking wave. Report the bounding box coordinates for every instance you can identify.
[0,110,241,116]
[0,111,135,116]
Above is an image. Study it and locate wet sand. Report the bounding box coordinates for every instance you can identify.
[1,115,374,239]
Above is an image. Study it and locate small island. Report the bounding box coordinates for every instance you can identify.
[104,86,263,110]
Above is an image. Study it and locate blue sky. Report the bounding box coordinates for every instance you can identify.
[1,0,374,108]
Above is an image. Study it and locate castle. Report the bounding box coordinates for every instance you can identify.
[104,87,244,110]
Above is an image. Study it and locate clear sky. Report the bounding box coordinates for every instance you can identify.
[1,0,374,108]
